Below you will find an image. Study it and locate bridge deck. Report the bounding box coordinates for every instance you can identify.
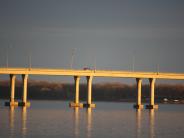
[0,68,184,80]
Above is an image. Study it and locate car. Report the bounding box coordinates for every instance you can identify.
[83,67,90,70]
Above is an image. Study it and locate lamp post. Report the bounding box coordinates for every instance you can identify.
[70,48,75,69]
[6,45,12,68]
[28,52,32,70]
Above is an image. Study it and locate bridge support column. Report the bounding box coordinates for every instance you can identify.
[146,78,158,109]
[134,78,144,109]
[84,76,95,108]
[18,74,30,107]
[70,76,83,108]
[5,74,18,106]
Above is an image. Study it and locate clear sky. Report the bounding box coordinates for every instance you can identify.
[0,0,184,83]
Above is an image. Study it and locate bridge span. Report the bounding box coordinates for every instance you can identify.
[1,68,184,109]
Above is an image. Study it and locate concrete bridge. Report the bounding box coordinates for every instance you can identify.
[1,68,184,109]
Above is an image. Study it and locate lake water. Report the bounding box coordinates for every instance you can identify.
[0,100,184,138]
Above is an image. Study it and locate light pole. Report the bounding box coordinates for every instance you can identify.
[157,63,159,74]
[28,52,32,70]
[132,54,135,72]
[6,50,9,68]
[70,48,75,69]
[94,55,96,71]
[6,45,12,68]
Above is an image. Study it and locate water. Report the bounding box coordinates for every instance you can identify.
[0,100,184,138]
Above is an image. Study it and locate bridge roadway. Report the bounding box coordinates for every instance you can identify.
[0,68,184,109]
[0,68,184,79]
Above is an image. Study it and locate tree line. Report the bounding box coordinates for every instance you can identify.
[0,80,184,103]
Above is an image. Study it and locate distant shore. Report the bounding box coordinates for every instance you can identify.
[0,80,184,104]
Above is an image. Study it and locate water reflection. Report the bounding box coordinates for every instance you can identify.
[73,107,80,138]
[86,108,92,138]
[135,109,156,138]
[136,109,142,138]
[1,101,184,138]
[8,106,28,137]
[21,107,27,137]
[149,109,155,138]
[9,106,15,137]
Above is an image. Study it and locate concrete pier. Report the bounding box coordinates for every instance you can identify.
[146,78,158,109]
[70,76,83,108]
[134,78,144,109]
[18,74,30,107]
[5,74,18,106]
[84,76,95,108]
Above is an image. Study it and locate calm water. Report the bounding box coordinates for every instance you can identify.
[0,100,184,138]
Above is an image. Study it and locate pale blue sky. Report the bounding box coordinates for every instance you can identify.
[0,0,184,83]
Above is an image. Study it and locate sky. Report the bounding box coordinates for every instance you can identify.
[0,0,184,83]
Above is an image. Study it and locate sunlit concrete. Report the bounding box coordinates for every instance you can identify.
[70,76,83,108]
[134,78,144,109]
[5,74,18,106]
[84,76,96,108]
[146,78,158,109]
[18,102,30,107]
[70,102,83,108]
[0,68,184,80]
[19,74,30,107]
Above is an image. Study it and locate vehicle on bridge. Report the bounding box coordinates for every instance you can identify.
[83,67,91,70]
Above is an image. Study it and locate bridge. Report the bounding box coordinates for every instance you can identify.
[1,68,184,109]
